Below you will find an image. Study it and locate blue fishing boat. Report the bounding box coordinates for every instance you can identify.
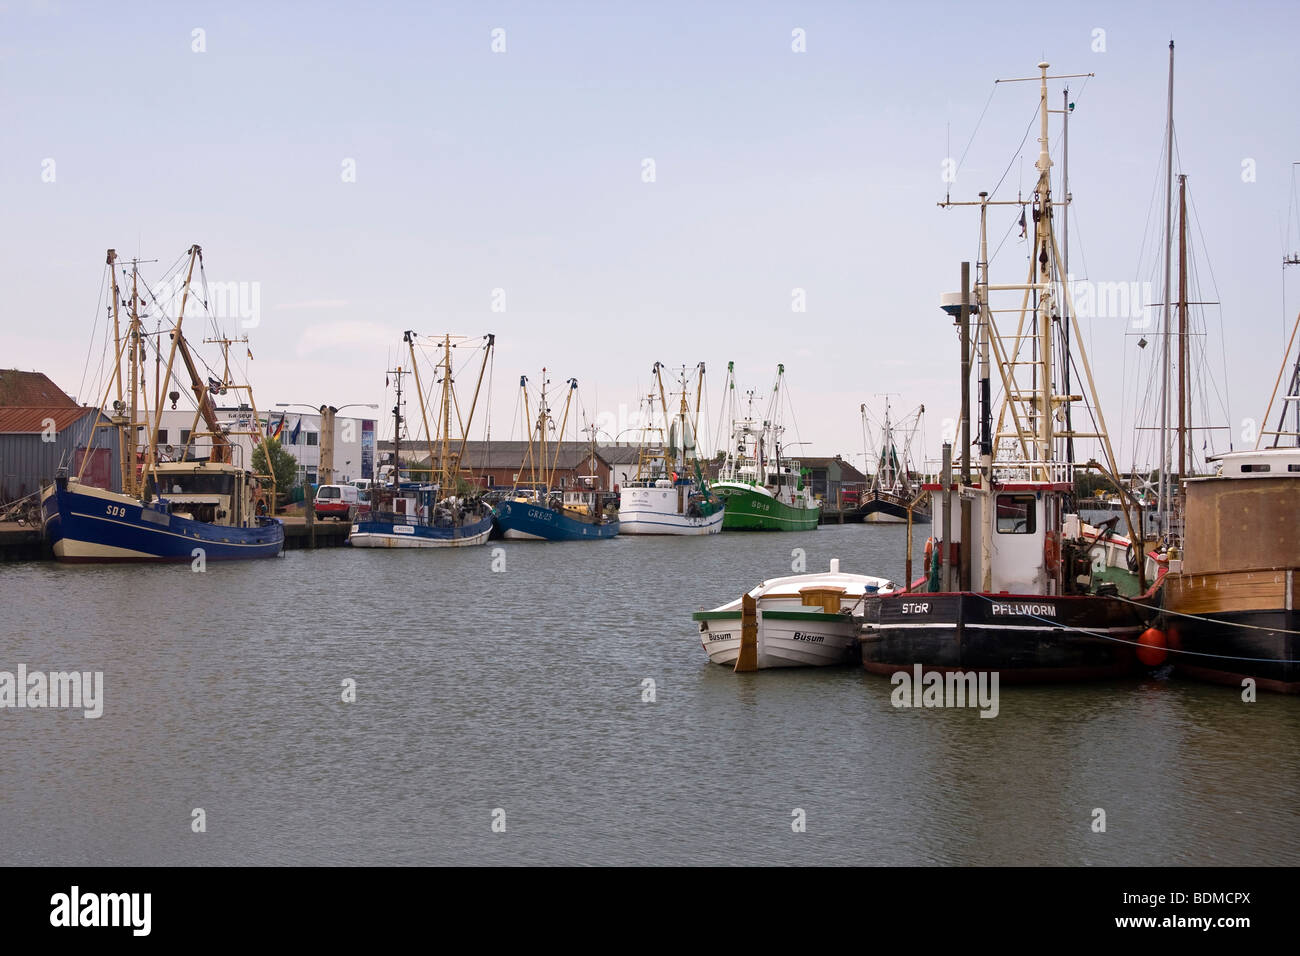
[41,246,284,563]
[43,467,283,563]
[490,372,619,541]
[350,484,495,547]
[494,490,619,541]
[348,332,499,549]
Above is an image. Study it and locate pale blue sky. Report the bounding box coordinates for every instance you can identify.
[4,0,1298,471]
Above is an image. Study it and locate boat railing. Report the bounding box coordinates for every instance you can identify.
[927,458,1076,487]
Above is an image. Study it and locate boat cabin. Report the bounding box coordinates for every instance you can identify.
[151,460,262,528]
[927,480,1068,594]
[1180,448,1300,575]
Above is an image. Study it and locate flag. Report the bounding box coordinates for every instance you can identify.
[247,347,254,361]
[1018,208,1027,239]
[208,376,224,394]
[268,412,286,440]
[289,417,302,446]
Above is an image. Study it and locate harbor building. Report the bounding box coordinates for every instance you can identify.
[0,370,121,503]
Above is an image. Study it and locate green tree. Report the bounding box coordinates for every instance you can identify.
[251,437,298,500]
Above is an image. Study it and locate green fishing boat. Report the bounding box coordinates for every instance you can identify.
[713,362,820,531]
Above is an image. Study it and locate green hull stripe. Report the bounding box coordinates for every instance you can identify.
[692,608,840,622]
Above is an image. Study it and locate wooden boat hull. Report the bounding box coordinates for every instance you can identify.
[695,608,858,668]
[859,591,1150,682]
[1161,570,1300,694]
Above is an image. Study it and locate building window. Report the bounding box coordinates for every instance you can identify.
[996,494,1036,534]
[306,432,318,446]
[180,429,191,446]
[156,429,168,444]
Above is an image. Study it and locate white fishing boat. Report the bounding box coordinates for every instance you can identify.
[618,362,724,535]
[692,559,898,669]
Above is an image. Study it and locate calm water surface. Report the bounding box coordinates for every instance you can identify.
[2,523,1297,865]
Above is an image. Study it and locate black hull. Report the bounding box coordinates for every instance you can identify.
[858,491,931,524]
[860,591,1152,682]
[1165,608,1300,694]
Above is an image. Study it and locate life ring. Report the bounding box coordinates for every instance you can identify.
[1044,532,1061,575]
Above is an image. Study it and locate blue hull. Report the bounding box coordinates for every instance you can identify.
[43,485,284,563]
[493,500,619,541]
[349,511,494,548]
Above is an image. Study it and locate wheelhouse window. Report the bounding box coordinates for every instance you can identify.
[996,494,1036,534]
[161,473,236,497]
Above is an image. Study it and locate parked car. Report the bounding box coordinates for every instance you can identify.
[314,483,359,520]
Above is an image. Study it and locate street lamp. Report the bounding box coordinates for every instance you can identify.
[276,402,378,541]
[276,402,378,486]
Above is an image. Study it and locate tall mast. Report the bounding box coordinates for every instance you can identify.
[978,191,993,592]
[105,250,130,495]
[1034,60,1053,469]
[1177,173,1189,484]
[389,364,405,482]
[1062,87,1075,465]
[441,334,452,490]
[128,264,141,497]
[1159,40,1175,525]
[678,366,691,473]
[404,331,436,486]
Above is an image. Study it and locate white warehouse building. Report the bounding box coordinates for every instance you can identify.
[144,404,378,487]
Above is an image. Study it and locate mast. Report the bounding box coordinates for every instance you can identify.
[1159,40,1175,526]
[1033,59,1053,471]
[389,364,406,484]
[978,190,993,592]
[404,331,437,487]
[1062,87,1075,466]
[128,265,141,496]
[678,366,692,474]
[106,250,131,495]
[441,334,452,490]
[452,334,494,484]
[1177,173,1189,485]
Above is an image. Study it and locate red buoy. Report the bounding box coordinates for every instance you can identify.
[1137,627,1168,666]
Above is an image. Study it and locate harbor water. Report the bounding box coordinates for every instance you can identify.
[2,523,1297,865]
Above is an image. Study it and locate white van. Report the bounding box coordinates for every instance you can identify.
[315,483,360,520]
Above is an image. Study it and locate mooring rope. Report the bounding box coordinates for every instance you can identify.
[954,592,1300,664]
[1106,590,1300,637]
